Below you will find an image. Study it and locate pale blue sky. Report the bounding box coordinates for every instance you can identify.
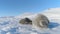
[0,0,60,17]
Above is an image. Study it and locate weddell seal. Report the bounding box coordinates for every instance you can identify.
[19,14,49,29]
[32,14,49,29]
[19,18,32,25]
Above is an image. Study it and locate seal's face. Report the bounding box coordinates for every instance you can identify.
[39,20,49,28]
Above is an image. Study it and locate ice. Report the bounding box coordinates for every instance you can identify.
[0,17,60,34]
[0,8,60,34]
[0,17,59,34]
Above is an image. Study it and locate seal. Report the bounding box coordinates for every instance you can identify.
[19,14,49,29]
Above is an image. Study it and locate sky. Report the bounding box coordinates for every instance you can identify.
[0,0,60,17]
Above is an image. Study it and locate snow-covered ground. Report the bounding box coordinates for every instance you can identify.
[0,8,60,34]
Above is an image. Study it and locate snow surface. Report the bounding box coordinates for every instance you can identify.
[0,8,60,34]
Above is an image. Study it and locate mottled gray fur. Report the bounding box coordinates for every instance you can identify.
[32,14,49,28]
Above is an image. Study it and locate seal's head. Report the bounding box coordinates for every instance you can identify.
[32,14,49,28]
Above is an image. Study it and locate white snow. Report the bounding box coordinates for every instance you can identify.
[0,8,60,34]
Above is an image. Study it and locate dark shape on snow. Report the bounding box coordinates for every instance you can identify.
[19,18,32,25]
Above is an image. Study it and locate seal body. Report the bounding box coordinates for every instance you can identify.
[32,14,49,28]
[19,18,32,25]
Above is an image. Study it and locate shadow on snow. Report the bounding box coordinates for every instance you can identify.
[48,22,60,29]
